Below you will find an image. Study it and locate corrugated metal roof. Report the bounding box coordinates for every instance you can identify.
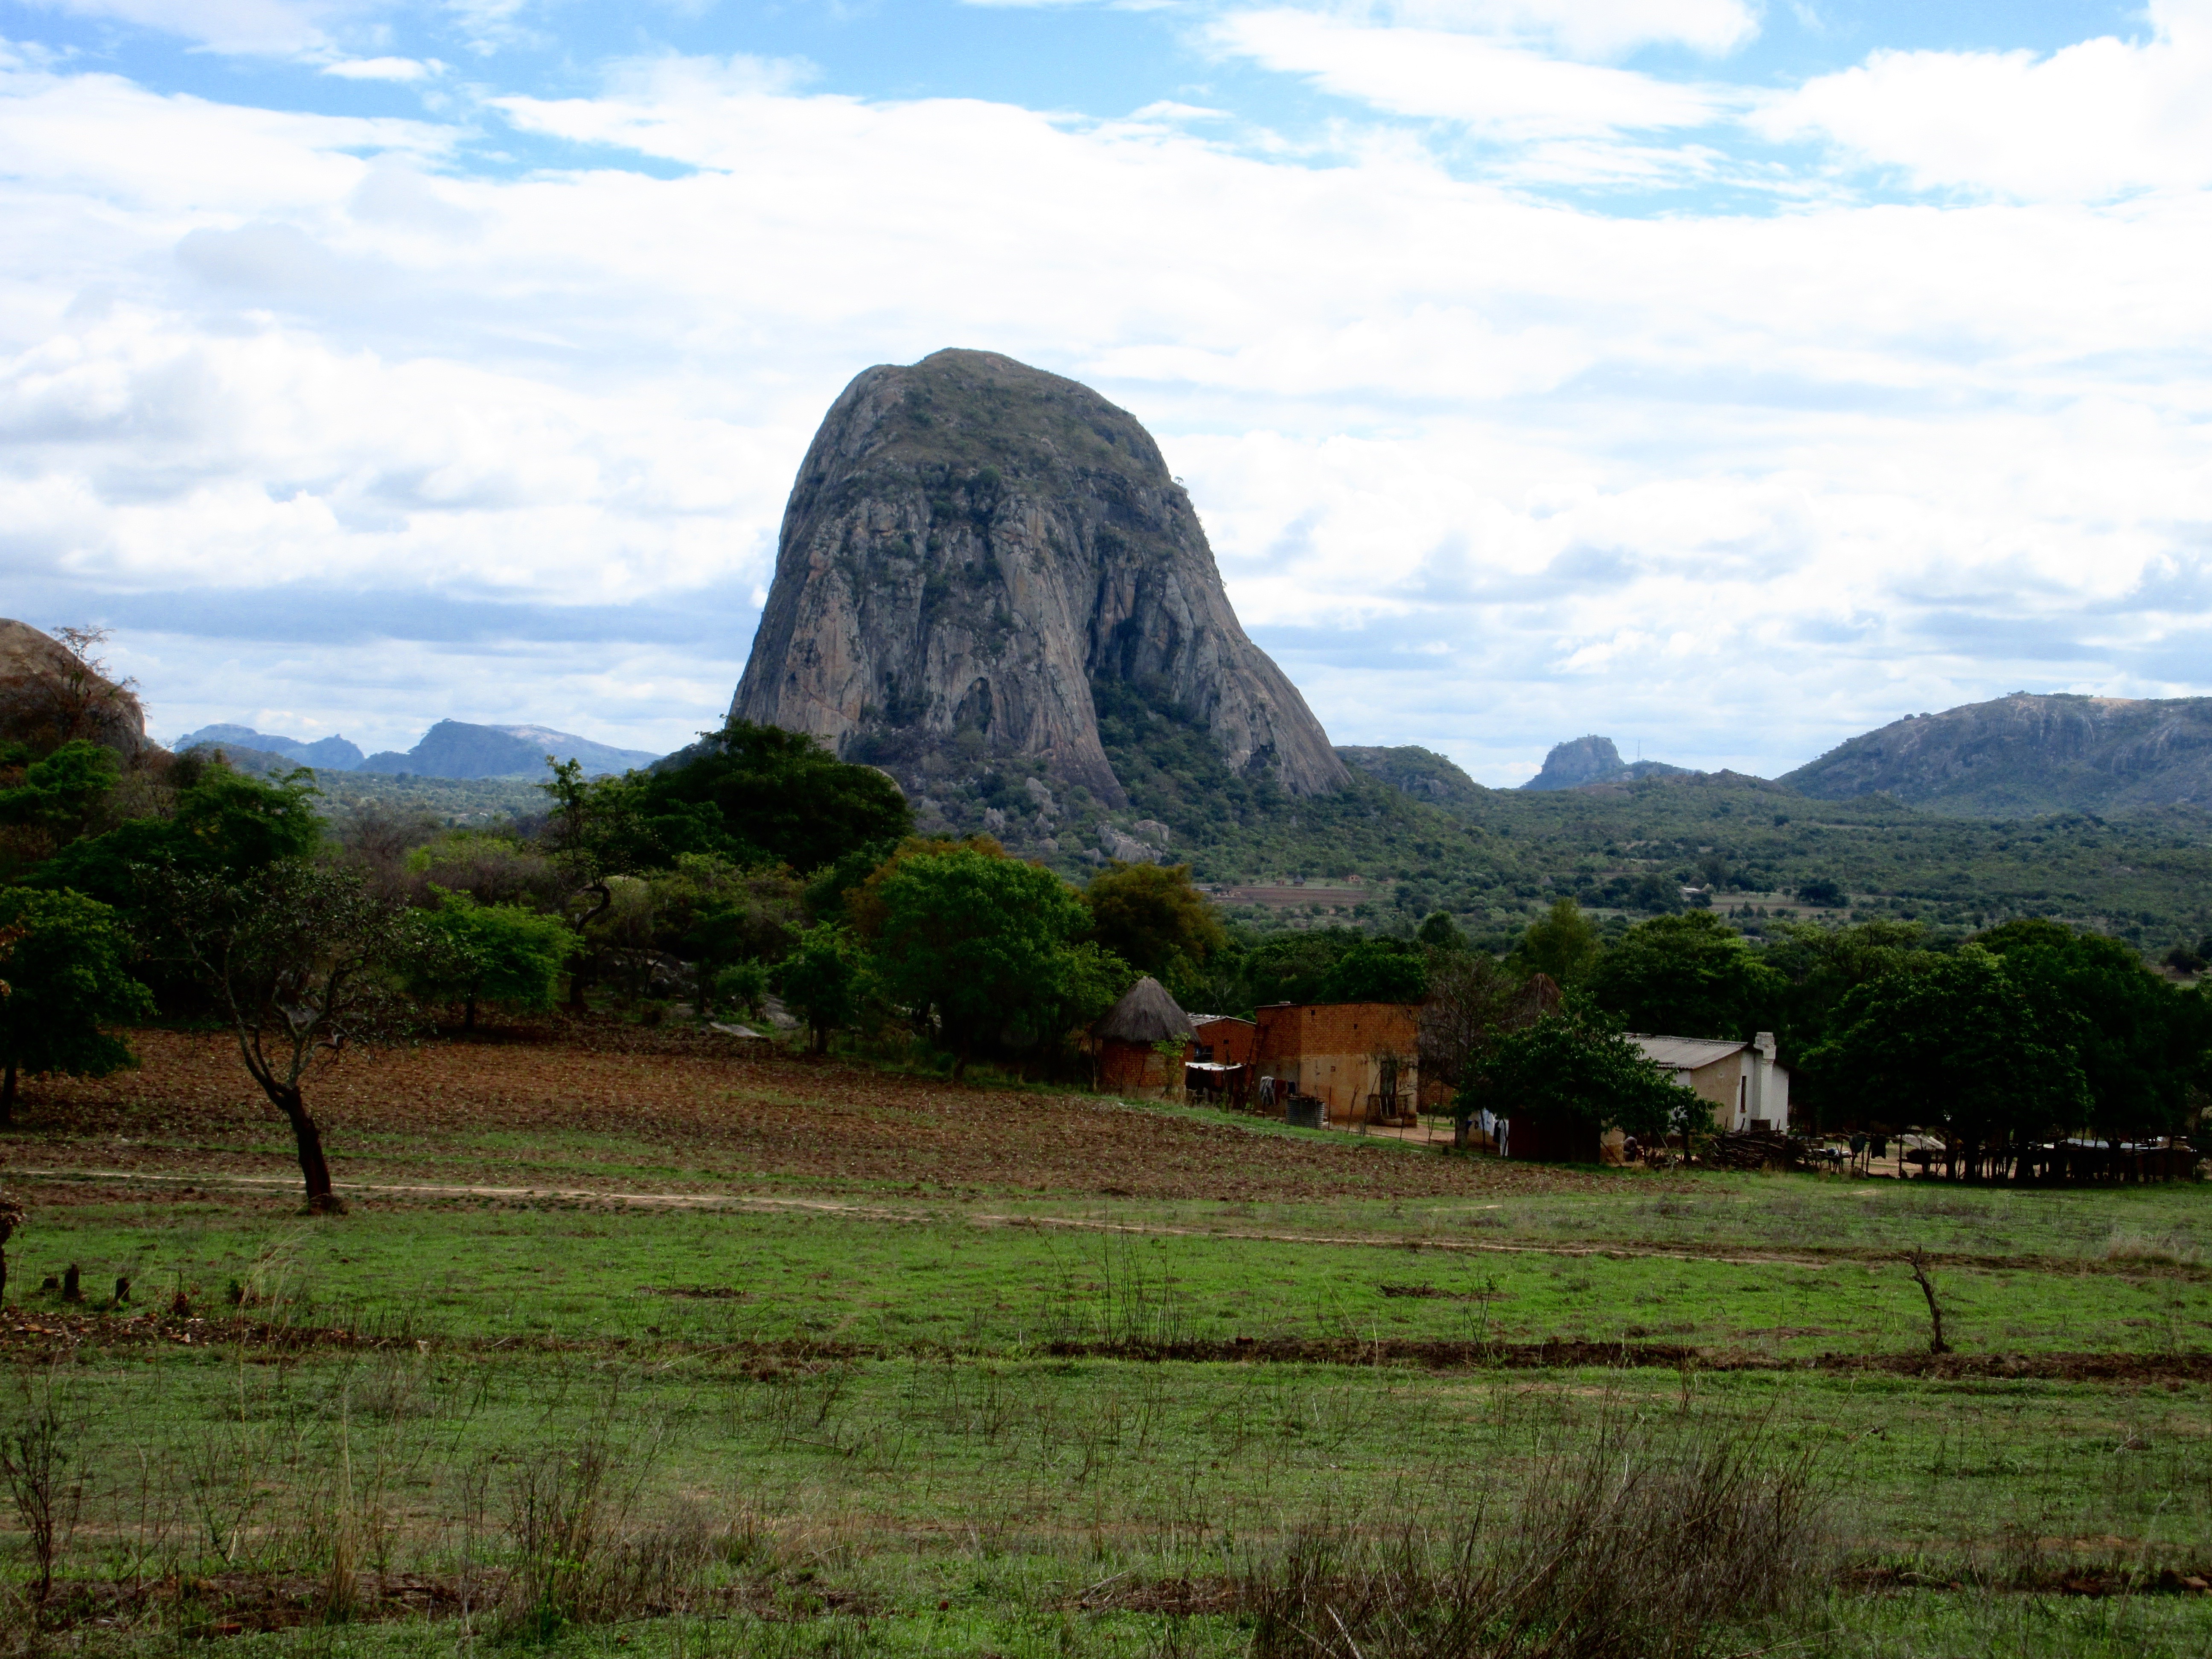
[1630,1034,1748,1071]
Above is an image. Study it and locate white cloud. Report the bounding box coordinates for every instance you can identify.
[321,55,439,81]
[1347,0,1761,59]
[3,50,2210,771]
[1758,0,2212,200]
[31,0,355,54]
[1207,9,1739,137]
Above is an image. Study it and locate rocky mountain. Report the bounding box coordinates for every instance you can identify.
[730,349,1347,812]
[1519,735,1694,792]
[0,618,154,760]
[1336,745,1489,808]
[1782,693,2212,815]
[175,723,365,770]
[358,720,660,780]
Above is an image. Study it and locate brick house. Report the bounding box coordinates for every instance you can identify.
[1630,1032,1791,1133]
[1253,1002,1422,1125]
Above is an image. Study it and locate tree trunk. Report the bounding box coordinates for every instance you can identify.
[268,1082,344,1214]
[0,1061,14,1127]
[464,994,477,1032]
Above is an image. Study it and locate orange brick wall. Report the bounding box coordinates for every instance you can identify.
[1253,1002,1421,1123]
[1190,1017,1257,1068]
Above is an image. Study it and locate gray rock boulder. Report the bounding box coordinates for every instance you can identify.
[731,349,1348,807]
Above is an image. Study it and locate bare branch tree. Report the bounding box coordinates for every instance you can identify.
[162,861,423,1214]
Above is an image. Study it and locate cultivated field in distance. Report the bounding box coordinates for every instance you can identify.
[2,1020,2208,1658]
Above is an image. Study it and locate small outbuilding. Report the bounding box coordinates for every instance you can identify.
[1631,1031,1791,1133]
[1095,976,1196,1091]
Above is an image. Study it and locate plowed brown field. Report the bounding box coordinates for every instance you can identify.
[13,1021,1590,1202]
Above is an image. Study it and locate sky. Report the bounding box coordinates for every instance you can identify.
[2,0,2208,784]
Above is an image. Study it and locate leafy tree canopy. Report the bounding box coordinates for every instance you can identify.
[868,843,1091,1069]
[34,761,321,907]
[1511,898,1602,987]
[0,886,154,1123]
[1313,937,1429,1004]
[415,889,579,1029]
[581,719,914,876]
[1805,945,2090,1144]
[1589,910,1783,1041]
[1083,861,1226,978]
[1460,998,1691,1141]
[1973,917,2212,1138]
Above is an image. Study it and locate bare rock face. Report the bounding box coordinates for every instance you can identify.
[732,349,1348,807]
[0,619,153,760]
[1783,693,2212,814]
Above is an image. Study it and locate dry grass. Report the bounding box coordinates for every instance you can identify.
[1242,1411,1831,1659]
[18,1022,1597,1203]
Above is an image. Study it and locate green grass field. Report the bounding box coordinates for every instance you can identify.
[1,1024,2208,1656]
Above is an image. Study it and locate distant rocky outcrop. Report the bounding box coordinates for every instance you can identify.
[1520,736,1694,792]
[730,349,1348,809]
[0,619,154,761]
[358,720,661,780]
[1783,693,2212,815]
[174,723,365,770]
[1337,745,1488,808]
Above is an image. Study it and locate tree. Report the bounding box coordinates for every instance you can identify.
[867,844,1091,1075]
[1083,862,1226,979]
[1415,911,1467,951]
[1313,937,1429,1003]
[1460,998,1691,1150]
[416,890,579,1030]
[1805,946,2090,1164]
[1975,918,2211,1142]
[35,759,322,908]
[1511,898,1601,986]
[1419,947,1521,1107]
[577,719,914,875]
[163,861,423,1213]
[0,888,154,1126]
[776,924,865,1053]
[0,739,120,865]
[1589,911,1782,1040]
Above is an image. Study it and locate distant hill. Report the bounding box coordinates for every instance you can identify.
[358,719,661,780]
[1336,745,1490,808]
[174,723,365,770]
[1520,735,1695,791]
[1782,694,2212,816]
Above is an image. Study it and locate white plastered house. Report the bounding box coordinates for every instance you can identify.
[1630,1032,1790,1133]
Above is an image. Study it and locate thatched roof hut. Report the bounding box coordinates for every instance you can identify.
[1095,976,1194,1045]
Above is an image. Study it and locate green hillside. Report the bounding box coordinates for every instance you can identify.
[1069,695,2212,957]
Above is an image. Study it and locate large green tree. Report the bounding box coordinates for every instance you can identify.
[1313,937,1429,1003]
[415,890,579,1030]
[1974,918,2212,1141]
[0,887,154,1125]
[1511,898,1602,987]
[1806,946,2090,1159]
[565,719,913,876]
[1589,910,1782,1040]
[35,760,322,907]
[1459,998,1691,1150]
[1083,862,1226,981]
[868,844,1091,1074]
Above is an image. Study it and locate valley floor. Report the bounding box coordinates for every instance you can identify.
[0,1019,2207,1656]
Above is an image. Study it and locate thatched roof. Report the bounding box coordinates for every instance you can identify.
[1095,976,1194,1045]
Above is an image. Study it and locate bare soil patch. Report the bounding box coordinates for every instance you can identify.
[7,1021,1595,1203]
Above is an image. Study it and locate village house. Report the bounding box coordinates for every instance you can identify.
[1094,977,1194,1091]
[1631,1031,1792,1133]
[1254,1001,1421,1126]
